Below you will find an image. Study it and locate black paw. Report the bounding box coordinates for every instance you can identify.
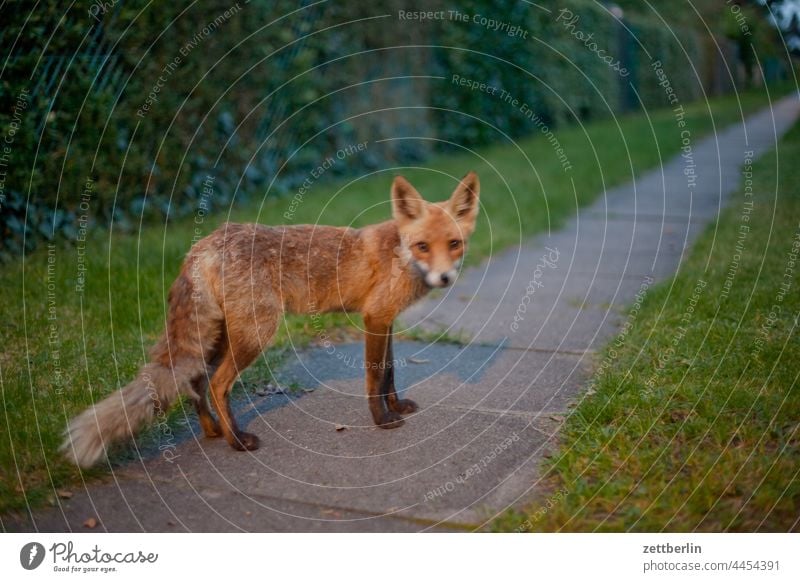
[230,431,260,451]
[377,411,405,429]
[390,398,419,415]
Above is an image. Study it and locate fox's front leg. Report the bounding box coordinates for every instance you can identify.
[364,316,404,428]
[383,325,418,415]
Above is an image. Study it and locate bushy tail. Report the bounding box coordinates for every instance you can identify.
[60,359,202,468]
[61,259,224,468]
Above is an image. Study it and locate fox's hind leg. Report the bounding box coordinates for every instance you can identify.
[209,344,261,450]
[209,310,278,451]
[191,373,222,438]
[191,334,228,438]
[383,326,419,415]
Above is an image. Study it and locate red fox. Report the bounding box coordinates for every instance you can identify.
[61,172,480,467]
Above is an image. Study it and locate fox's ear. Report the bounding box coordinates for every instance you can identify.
[449,171,480,228]
[392,176,426,223]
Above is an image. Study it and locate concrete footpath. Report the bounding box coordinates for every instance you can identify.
[8,95,799,532]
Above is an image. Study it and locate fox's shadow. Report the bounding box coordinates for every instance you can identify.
[275,340,500,392]
[124,341,500,465]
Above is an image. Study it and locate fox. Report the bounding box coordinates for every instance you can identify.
[61,172,480,467]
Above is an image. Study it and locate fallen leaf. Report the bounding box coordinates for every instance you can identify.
[56,489,73,499]
[83,517,98,529]
[335,424,347,432]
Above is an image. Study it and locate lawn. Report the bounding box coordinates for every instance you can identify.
[494,118,800,532]
[0,85,791,518]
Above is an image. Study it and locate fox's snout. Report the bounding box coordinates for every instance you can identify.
[421,266,458,288]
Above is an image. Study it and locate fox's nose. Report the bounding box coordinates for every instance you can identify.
[440,273,450,286]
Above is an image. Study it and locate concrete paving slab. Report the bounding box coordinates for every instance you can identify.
[402,293,627,352]
[110,401,554,526]
[275,342,592,415]
[5,474,449,533]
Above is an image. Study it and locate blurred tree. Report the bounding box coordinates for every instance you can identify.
[723,1,782,87]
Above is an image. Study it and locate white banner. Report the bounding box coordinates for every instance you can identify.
[2,533,798,581]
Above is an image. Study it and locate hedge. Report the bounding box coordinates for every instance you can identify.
[0,0,775,257]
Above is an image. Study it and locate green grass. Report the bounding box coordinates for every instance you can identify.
[493,119,800,533]
[0,85,790,517]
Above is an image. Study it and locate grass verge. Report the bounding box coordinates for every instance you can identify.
[0,85,791,517]
[493,118,800,533]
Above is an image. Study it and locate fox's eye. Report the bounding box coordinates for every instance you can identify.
[449,239,462,250]
[416,242,429,252]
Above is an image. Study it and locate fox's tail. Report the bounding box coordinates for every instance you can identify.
[59,359,202,468]
[60,263,223,468]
